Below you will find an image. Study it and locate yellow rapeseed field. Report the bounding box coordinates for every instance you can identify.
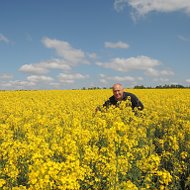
[0,89,190,190]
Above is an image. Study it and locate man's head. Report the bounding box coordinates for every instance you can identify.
[112,83,124,101]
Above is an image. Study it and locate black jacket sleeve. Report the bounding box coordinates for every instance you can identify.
[129,93,144,110]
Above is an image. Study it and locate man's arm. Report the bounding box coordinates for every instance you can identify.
[136,99,144,110]
[130,94,144,110]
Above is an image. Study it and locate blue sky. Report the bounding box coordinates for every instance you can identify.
[0,0,190,90]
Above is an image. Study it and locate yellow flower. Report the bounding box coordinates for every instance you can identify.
[181,151,188,160]
[157,169,172,185]
[0,179,6,187]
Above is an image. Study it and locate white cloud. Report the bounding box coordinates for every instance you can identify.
[145,68,160,77]
[27,75,54,83]
[114,0,128,12]
[0,80,35,89]
[19,59,71,75]
[186,79,190,83]
[0,73,13,80]
[97,55,160,72]
[58,73,89,84]
[145,68,174,77]
[114,0,190,19]
[113,75,135,82]
[39,59,71,70]
[88,52,97,59]
[105,41,129,49]
[42,37,89,66]
[19,37,92,79]
[49,82,61,87]
[137,76,143,81]
[153,78,169,82]
[160,70,174,76]
[99,73,143,84]
[16,37,93,89]
[19,64,49,74]
[99,74,106,78]
[0,34,9,43]
[97,55,174,80]
[99,78,108,84]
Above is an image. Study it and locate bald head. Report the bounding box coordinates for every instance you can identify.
[112,83,123,89]
[112,83,125,101]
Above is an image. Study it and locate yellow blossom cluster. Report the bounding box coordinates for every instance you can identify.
[0,89,190,189]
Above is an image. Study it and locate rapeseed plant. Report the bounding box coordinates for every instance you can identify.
[0,89,189,189]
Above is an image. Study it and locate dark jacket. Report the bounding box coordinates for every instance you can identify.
[103,92,144,110]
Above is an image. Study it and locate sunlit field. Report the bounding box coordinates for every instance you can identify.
[0,89,190,190]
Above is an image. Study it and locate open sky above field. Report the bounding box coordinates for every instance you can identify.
[0,0,190,90]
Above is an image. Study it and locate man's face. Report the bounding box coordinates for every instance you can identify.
[113,85,124,101]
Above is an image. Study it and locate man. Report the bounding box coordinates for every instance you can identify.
[103,83,144,110]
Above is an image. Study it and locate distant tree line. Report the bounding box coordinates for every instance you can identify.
[81,87,107,90]
[80,84,190,90]
[1,84,189,91]
[134,84,189,89]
